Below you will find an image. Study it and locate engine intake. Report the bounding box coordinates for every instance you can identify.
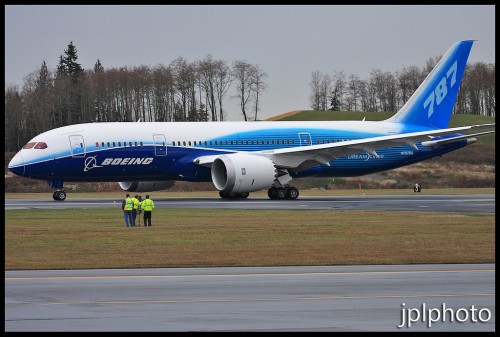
[211,153,277,193]
[119,181,175,192]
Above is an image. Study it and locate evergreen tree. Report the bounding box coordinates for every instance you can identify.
[329,87,341,111]
[54,41,85,124]
[37,61,50,88]
[93,59,106,122]
[63,41,83,84]
[94,59,104,74]
[56,55,67,78]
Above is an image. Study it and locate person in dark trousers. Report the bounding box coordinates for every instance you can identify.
[131,194,140,226]
[141,194,155,227]
[121,193,134,227]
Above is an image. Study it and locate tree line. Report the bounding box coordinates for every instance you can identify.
[5,42,267,151]
[5,41,495,152]
[309,56,495,116]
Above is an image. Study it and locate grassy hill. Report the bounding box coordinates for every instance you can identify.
[4,111,495,193]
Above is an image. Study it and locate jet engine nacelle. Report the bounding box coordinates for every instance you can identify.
[119,181,175,192]
[211,153,277,193]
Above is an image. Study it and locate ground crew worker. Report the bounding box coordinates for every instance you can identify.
[132,194,140,225]
[122,193,134,227]
[141,194,155,227]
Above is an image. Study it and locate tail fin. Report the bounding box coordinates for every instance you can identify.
[387,40,474,129]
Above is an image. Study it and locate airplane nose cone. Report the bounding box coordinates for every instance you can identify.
[8,152,25,176]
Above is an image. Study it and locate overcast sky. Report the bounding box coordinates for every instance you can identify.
[5,5,495,121]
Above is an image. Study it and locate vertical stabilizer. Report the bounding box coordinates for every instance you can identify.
[387,40,474,129]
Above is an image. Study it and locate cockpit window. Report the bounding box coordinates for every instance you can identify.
[22,142,37,149]
[34,142,48,149]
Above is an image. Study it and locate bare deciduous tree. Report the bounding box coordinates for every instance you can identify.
[232,60,254,121]
[309,70,331,111]
[214,60,232,122]
[251,64,267,121]
[309,70,323,111]
[197,55,218,121]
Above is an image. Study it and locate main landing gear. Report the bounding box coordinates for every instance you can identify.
[267,186,299,200]
[219,191,250,199]
[218,186,300,200]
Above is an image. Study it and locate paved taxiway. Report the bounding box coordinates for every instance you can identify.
[4,194,495,212]
[5,264,495,331]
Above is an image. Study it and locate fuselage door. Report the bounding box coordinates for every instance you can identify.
[153,134,167,156]
[298,132,312,146]
[69,135,86,157]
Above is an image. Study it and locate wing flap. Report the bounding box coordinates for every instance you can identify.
[421,130,495,147]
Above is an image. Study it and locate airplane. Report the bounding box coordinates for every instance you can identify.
[8,40,495,201]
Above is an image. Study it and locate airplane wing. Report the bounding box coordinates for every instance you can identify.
[194,123,495,172]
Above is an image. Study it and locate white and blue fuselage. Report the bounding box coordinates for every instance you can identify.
[8,120,467,182]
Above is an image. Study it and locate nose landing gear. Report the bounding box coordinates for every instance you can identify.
[49,180,66,201]
[52,190,67,201]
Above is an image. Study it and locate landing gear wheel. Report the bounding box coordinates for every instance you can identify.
[286,187,299,200]
[219,191,250,199]
[53,190,66,201]
[268,186,300,200]
[276,187,287,199]
[268,187,277,200]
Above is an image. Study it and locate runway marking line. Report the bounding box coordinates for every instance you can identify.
[5,269,494,281]
[7,293,495,306]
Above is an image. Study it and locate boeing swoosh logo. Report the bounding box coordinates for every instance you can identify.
[84,156,103,172]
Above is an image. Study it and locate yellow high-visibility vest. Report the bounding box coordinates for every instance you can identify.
[141,199,155,211]
[124,197,133,211]
[132,198,140,209]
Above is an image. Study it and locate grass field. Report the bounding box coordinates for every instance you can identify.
[5,206,495,270]
[4,110,495,270]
